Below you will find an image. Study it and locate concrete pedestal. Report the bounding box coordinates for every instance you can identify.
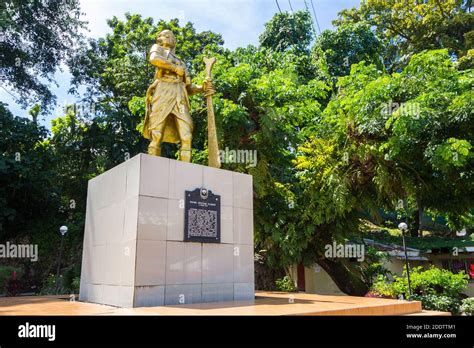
[79,154,254,307]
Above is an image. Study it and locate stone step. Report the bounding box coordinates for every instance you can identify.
[405,310,451,316]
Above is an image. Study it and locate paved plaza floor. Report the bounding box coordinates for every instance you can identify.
[0,291,449,316]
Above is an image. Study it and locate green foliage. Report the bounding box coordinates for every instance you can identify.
[62,266,81,294]
[370,266,468,313]
[459,49,474,70]
[128,96,146,134]
[460,297,474,315]
[39,273,65,295]
[410,294,461,314]
[28,104,41,124]
[313,23,383,79]
[356,247,391,287]
[371,275,397,298]
[404,266,468,298]
[0,0,86,109]
[275,276,297,292]
[71,276,80,294]
[38,271,80,295]
[311,49,473,236]
[334,0,474,70]
[432,138,472,169]
[259,10,314,53]
[0,103,60,240]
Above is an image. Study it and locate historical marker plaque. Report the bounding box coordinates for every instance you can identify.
[184,188,221,243]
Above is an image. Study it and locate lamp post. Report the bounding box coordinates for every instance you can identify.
[456,228,467,237]
[398,222,412,297]
[56,225,68,294]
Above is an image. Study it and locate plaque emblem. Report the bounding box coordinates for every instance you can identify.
[184,188,221,243]
[200,188,208,200]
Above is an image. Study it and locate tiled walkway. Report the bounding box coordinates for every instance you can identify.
[0,291,439,316]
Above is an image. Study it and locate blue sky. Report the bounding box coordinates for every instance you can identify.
[1,0,360,127]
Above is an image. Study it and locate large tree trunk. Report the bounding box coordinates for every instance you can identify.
[408,193,424,237]
[409,194,423,237]
[409,209,420,237]
[317,258,369,296]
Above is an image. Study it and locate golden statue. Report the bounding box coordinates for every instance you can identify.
[143,30,218,164]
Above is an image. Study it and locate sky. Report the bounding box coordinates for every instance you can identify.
[1,0,360,127]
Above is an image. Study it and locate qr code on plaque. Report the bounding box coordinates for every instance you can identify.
[188,208,217,237]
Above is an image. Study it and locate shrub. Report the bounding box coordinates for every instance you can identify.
[370,275,397,298]
[275,276,297,292]
[460,298,474,316]
[369,266,468,314]
[410,294,461,314]
[392,266,468,299]
[406,267,468,298]
[71,276,80,294]
[356,247,392,288]
[39,273,68,295]
[62,266,81,293]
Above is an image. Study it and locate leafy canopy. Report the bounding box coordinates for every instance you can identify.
[0,0,86,110]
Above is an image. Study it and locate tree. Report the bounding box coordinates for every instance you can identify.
[210,46,330,277]
[312,22,383,81]
[0,0,86,110]
[259,10,314,54]
[384,50,473,234]
[0,103,58,240]
[334,0,474,70]
[0,102,73,288]
[295,49,472,255]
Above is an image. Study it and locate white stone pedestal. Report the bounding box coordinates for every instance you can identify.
[79,154,254,307]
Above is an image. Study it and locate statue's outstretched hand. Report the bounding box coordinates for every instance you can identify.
[203,78,216,97]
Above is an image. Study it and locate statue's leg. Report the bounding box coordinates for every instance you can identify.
[176,118,192,162]
[148,129,164,156]
[147,115,169,156]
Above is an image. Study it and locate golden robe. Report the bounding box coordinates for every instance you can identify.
[143,48,193,143]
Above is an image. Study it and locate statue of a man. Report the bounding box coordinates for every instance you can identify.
[142,30,215,161]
